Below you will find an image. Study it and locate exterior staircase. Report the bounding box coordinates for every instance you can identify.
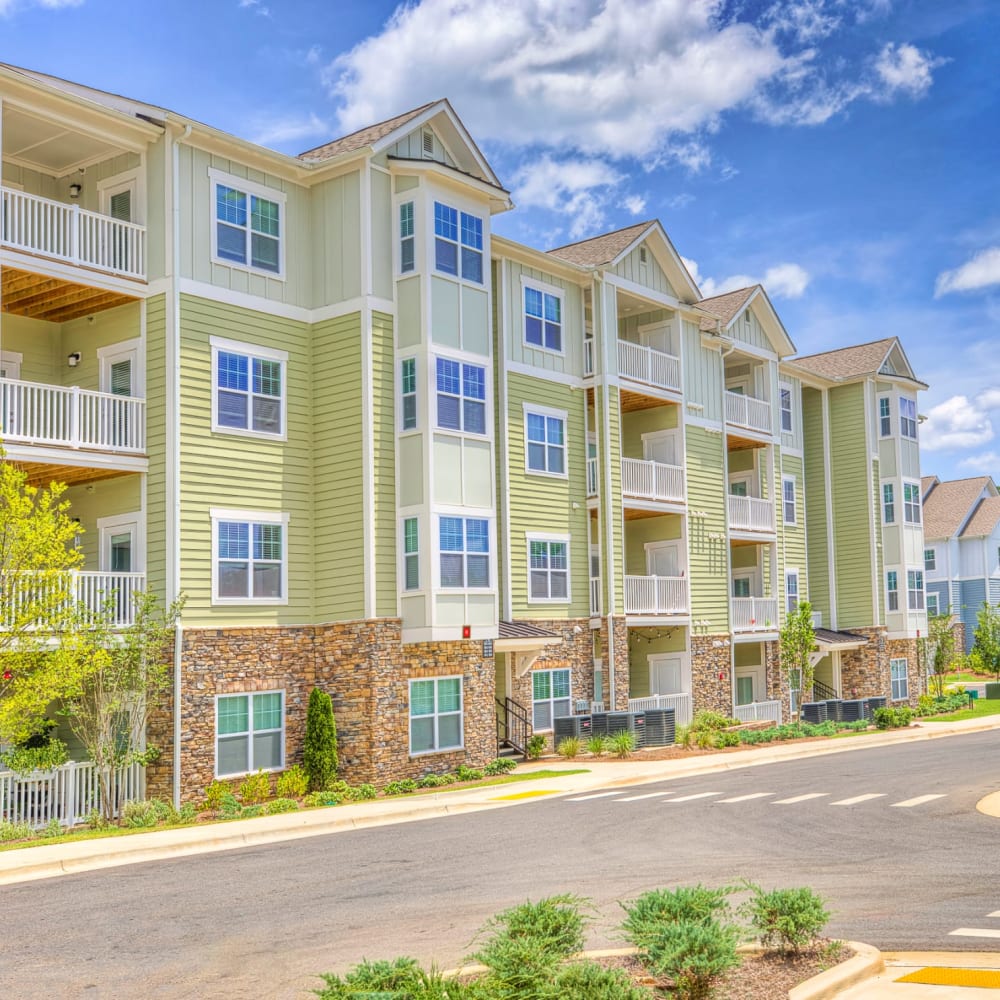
[495,697,530,758]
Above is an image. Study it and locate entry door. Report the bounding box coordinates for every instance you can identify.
[643,431,679,466]
[647,541,680,578]
[639,322,675,355]
[100,179,136,271]
[735,675,754,706]
[100,342,140,448]
[0,352,21,432]
[649,654,685,695]
[99,514,140,621]
[729,477,749,497]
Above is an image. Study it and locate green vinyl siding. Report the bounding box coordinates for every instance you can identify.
[729,306,771,353]
[778,451,807,623]
[64,475,142,570]
[57,302,141,393]
[506,371,589,617]
[801,387,829,624]
[628,628,687,698]
[372,310,397,617]
[313,312,365,621]
[681,321,723,423]
[311,170,363,308]
[829,383,873,626]
[1,313,60,385]
[599,385,624,612]
[145,294,168,602]
[625,514,683,575]
[685,424,728,629]
[872,458,884,623]
[612,245,677,297]
[177,294,313,625]
[370,170,393,302]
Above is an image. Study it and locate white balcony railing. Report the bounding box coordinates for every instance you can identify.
[727,494,774,533]
[584,339,595,376]
[621,457,685,504]
[624,575,688,615]
[589,577,601,616]
[734,700,782,724]
[586,457,598,497]
[1,378,145,453]
[618,341,681,393]
[724,390,771,434]
[1,186,146,279]
[5,571,147,629]
[628,692,693,726]
[732,596,779,632]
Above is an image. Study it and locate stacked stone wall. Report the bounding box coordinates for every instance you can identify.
[886,637,922,706]
[691,634,734,716]
[838,626,886,700]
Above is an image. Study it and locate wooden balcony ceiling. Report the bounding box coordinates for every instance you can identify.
[624,507,670,521]
[12,460,135,489]
[1,267,136,322]
[727,430,767,451]
[620,389,679,413]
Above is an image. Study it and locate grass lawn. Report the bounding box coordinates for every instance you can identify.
[940,671,997,684]
[922,698,1000,722]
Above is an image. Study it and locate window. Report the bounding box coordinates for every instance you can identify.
[890,659,909,701]
[782,477,796,525]
[403,518,419,590]
[434,202,483,283]
[524,286,562,352]
[785,570,799,614]
[532,669,571,730]
[439,517,489,588]
[879,396,891,437]
[216,691,284,777]
[732,577,751,598]
[399,201,415,273]
[212,172,284,276]
[409,677,463,754]
[903,482,921,524]
[211,338,286,437]
[436,358,486,434]
[401,358,417,430]
[211,510,288,603]
[924,548,936,572]
[900,397,918,439]
[926,592,939,616]
[529,538,569,601]
[525,407,566,475]
[779,384,793,433]
[882,484,895,525]
[887,571,898,612]
[907,569,925,610]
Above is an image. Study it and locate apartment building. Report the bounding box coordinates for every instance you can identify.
[0,64,928,804]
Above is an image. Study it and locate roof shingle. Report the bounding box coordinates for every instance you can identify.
[547,221,654,267]
[298,102,438,161]
[497,620,559,640]
[791,338,898,381]
[922,476,994,540]
[960,496,1000,538]
[697,286,757,331]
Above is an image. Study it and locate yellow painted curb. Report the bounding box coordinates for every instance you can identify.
[490,790,561,800]
[895,966,1000,987]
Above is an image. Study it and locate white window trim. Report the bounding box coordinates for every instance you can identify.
[401,516,421,593]
[397,199,416,276]
[399,356,418,432]
[878,395,892,437]
[906,568,925,611]
[526,531,571,604]
[97,337,144,397]
[96,511,145,573]
[209,335,288,442]
[531,667,572,733]
[522,402,568,479]
[890,658,909,703]
[779,381,793,434]
[881,482,895,525]
[902,479,922,525]
[900,396,918,440]
[409,675,464,756]
[924,547,937,572]
[431,199,484,286]
[97,166,144,225]
[731,569,758,599]
[433,354,489,438]
[926,592,939,616]
[214,689,285,778]
[210,508,290,606]
[782,476,797,526]
[436,514,493,591]
[886,570,899,613]
[785,568,800,614]
[519,274,565,357]
[208,167,287,281]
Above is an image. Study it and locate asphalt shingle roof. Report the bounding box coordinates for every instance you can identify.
[791,338,898,381]
[298,102,438,161]
[960,496,1000,538]
[547,221,654,266]
[922,476,993,540]
[697,286,757,331]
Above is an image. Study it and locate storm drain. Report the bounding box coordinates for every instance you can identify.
[895,967,1000,987]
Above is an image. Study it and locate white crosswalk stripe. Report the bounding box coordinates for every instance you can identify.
[666,791,721,802]
[831,793,886,806]
[988,911,1000,918]
[949,928,1000,939]
[617,791,674,802]
[565,791,623,801]
[891,794,946,808]
[565,788,947,808]
[774,792,829,804]
[718,792,774,803]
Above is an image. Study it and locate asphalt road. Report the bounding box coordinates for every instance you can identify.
[3,730,999,999]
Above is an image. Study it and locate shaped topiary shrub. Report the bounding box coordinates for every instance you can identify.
[303,688,339,791]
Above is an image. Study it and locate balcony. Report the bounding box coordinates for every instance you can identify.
[6,571,147,629]
[590,576,601,616]
[727,495,774,534]
[587,457,598,497]
[1,186,146,280]
[624,575,688,615]
[732,596,778,633]
[724,390,771,434]
[1,378,145,454]
[621,457,685,505]
[618,341,681,394]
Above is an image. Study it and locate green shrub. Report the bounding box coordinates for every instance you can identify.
[694,727,715,749]
[0,819,34,842]
[265,797,299,815]
[556,736,580,758]
[350,783,377,801]
[239,804,263,819]
[219,792,242,819]
[326,779,352,797]
[383,779,418,796]
[675,724,693,748]
[178,802,197,823]
[741,884,830,954]
[238,770,271,805]
[714,730,740,748]
[586,735,609,756]
[204,779,231,811]
[456,765,484,782]
[303,687,339,791]
[438,772,457,784]
[276,764,309,799]
[873,706,914,730]
[690,710,736,731]
[417,773,448,788]
[86,808,113,831]
[610,730,637,758]
[0,738,70,775]
[526,734,546,759]
[483,757,517,776]
[315,957,458,999]
[621,884,734,947]
[304,790,341,807]
[641,918,741,999]
[917,694,935,714]
[554,961,650,1000]
[121,799,162,829]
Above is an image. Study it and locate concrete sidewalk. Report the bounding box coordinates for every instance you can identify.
[836,952,1000,998]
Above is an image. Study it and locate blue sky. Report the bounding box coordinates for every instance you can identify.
[3,0,999,482]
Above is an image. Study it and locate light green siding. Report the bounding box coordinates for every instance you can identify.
[872,458,884,623]
[620,404,679,458]
[388,128,455,166]
[371,170,393,302]
[682,321,723,423]
[779,374,803,452]
[146,133,168,282]
[430,276,460,349]
[145,294,168,602]
[778,451,807,623]
[628,627,686,697]
[311,170,363,307]
[685,424,728,629]
[372,311,397,617]
[801,387,830,623]
[625,514,683,574]
[728,305,771,353]
[599,385,624,611]
[397,277,421,348]
[1,314,59,384]
[58,302,141,393]
[612,244,677,298]
[64,475,142,569]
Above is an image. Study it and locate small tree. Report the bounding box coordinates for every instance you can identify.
[303,687,338,790]
[972,601,1000,681]
[780,600,817,723]
[925,611,956,698]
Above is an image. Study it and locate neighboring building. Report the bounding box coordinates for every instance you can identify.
[922,475,1000,651]
[0,64,929,805]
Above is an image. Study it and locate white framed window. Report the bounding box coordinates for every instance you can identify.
[890,659,909,701]
[209,169,285,278]
[886,571,899,612]
[528,535,569,602]
[216,691,284,777]
[436,357,486,434]
[785,569,799,614]
[924,548,936,572]
[779,383,793,433]
[524,405,566,476]
[439,516,490,588]
[400,357,417,430]
[907,569,925,610]
[210,337,286,439]
[900,397,918,439]
[433,201,483,283]
[879,396,891,437]
[532,668,571,731]
[926,592,939,616]
[403,517,419,591]
[732,575,752,598]
[903,482,921,524]
[782,476,797,525]
[523,283,563,353]
[211,509,289,605]
[399,201,415,273]
[882,484,895,525]
[409,676,463,754]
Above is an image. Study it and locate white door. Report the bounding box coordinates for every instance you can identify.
[643,431,679,466]
[639,322,675,356]
[649,654,686,695]
[647,541,681,578]
[0,352,21,432]
[98,513,141,621]
[99,340,141,448]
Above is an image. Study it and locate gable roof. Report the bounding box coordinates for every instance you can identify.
[697,286,757,331]
[299,103,437,161]
[790,337,927,387]
[699,284,796,358]
[922,476,995,540]
[960,496,1000,539]
[922,475,939,499]
[547,221,655,267]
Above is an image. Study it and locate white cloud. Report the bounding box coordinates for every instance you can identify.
[959,451,1000,474]
[874,42,942,99]
[238,0,270,15]
[686,259,811,299]
[250,113,329,150]
[0,0,82,12]
[935,247,1000,297]
[921,394,995,452]
[764,0,841,42]
[621,195,647,216]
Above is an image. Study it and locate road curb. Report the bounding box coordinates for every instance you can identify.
[790,942,883,1000]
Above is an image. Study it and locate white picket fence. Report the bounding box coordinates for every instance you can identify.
[724,390,772,433]
[0,760,144,829]
[627,692,693,725]
[733,700,783,724]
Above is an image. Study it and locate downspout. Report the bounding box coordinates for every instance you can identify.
[597,275,617,709]
[717,331,737,711]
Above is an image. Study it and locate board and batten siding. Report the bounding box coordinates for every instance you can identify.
[177,294,313,625]
[145,294,168,602]
[371,310,397,618]
[611,244,677,298]
[728,306,772,354]
[801,386,830,624]
[310,170,363,309]
[685,424,728,630]
[682,321,723,424]
[506,371,589,618]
